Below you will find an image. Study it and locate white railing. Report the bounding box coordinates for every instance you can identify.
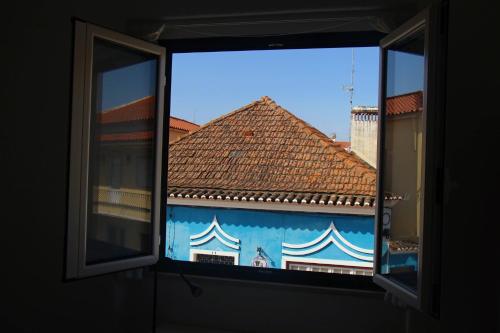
[95,186,151,222]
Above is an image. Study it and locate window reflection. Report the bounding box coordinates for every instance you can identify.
[86,38,158,264]
[381,28,425,291]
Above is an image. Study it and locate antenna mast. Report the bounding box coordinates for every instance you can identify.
[343,48,355,143]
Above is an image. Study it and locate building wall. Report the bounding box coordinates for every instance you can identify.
[351,112,378,168]
[169,128,189,143]
[384,113,423,240]
[166,205,374,269]
[2,3,157,332]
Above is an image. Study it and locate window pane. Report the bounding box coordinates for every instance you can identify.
[86,37,158,265]
[381,27,425,291]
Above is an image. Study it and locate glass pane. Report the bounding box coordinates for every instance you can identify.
[86,37,158,265]
[380,27,425,292]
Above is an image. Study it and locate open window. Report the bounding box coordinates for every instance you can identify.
[66,5,446,315]
[65,21,166,279]
[374,5,446,315]
[160,41,382,292]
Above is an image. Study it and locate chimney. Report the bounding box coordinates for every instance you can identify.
[350,106,378,168]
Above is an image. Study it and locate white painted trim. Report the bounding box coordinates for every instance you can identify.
[189,215,240,243]
[282,235,372,261]
[167,198,374,216]
[330,223,374,254]
[282,222,373,255]
[327,236,373,261]
[281,256,373,269]
[282,227,331,249]
[190,249,239,265]
[189,231,240,250]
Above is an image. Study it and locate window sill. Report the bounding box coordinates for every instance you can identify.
[155,259,384,297]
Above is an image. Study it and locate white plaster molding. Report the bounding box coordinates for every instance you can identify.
[330,223,374,254]
[282,227,331,249]
[167,198,374,216]
[189,216,240,250]
[282,222,373,261]
[282,222,373,254]
[282,235,372,261]
[190,215,240,243]
[190,231,240,250]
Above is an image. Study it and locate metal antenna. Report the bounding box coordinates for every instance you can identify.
[343,48,355,143]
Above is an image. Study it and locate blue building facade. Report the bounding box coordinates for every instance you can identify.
[165,204,376,274]
[165,97,416,275]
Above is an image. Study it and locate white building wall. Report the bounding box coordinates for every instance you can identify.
[350,108,378,168]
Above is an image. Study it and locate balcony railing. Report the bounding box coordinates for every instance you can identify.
[94,186,151,222]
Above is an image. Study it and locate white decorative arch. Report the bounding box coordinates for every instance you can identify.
[189,215,240,250]
[282,222,373,261]
[282,227,332,249]
[330,222,373,254]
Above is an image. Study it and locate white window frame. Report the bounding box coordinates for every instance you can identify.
[281,256,373,274]
[373,4,446,316]
[65,20,166,279]
[190,249,239,265]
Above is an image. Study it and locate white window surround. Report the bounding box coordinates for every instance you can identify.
[281,256,373,270]
[288,263,372,276]
[190,249,239,265]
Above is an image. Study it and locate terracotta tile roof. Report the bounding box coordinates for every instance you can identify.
[168,96,377,207]
[332,141,351,150]
[99,131,153,142]
[386,91,423,116]
[168,187,375,207]
[98,96,155,124]
[388,239,419,254]
[96,95,198,142]
[170,117,199,132]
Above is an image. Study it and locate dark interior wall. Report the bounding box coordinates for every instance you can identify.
[406,1,499,332]
[2,2,157,332]
[156,274,405,332]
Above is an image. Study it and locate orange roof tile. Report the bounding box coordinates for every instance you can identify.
[168,96,376,206]
[333,141,351,150]
[99,131,153,142]
[170,117,199,132]
[96,95,198,142]
[98,96,155,124]
[386,91,423,116]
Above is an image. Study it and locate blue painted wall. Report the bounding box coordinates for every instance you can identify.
[165,205,376,268]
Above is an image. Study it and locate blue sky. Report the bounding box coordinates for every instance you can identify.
[170,47,380,141]
[386,50,424,97]
[98,47,424,141]
[100,60,157,111]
